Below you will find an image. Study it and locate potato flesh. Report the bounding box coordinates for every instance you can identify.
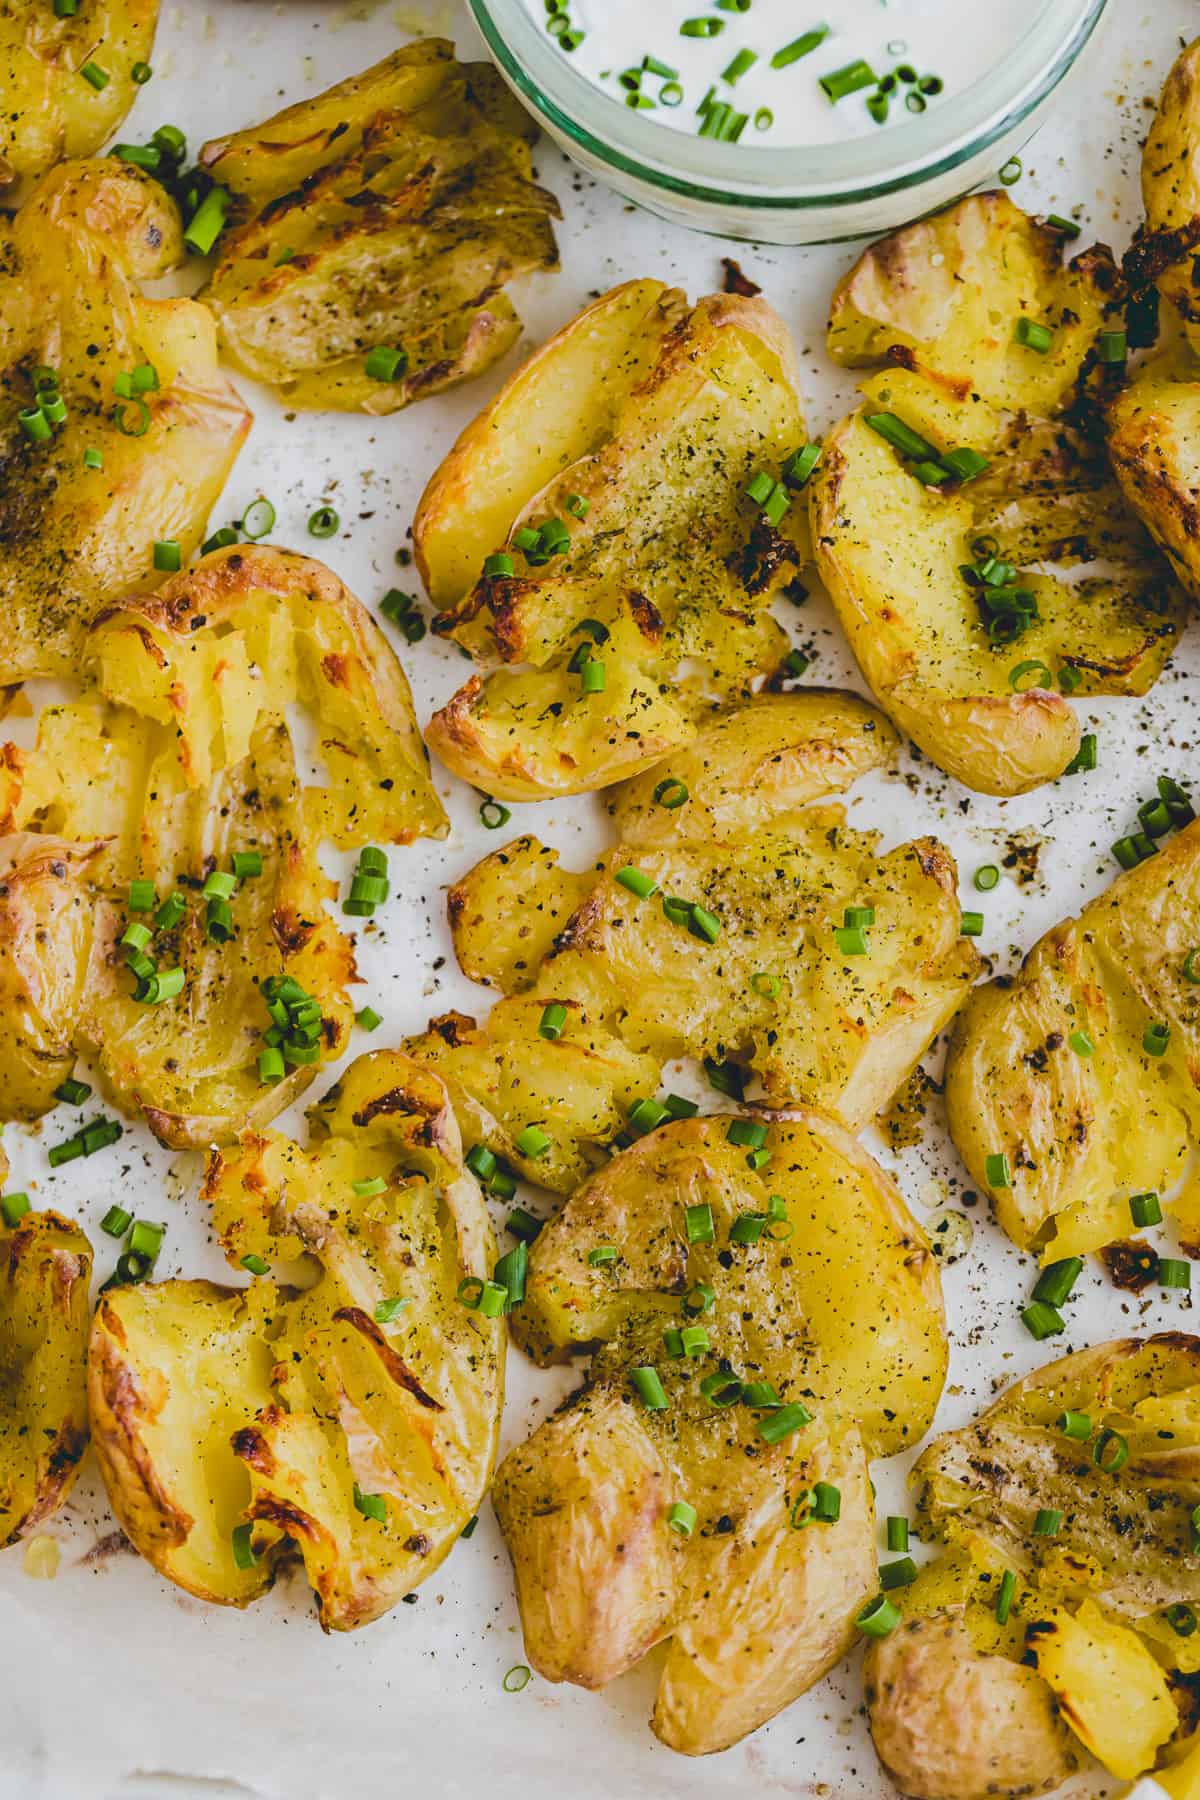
[1140,38,1200,351]
[944,818,1200,1255]
[0,160,250,682]
[453,820,974,1131]
[0,0,158,187]
[814,192,1182,796]
[200,43,559,413]
[90,1055,503,1628]
[0,547,443,1144]
[0,1211,91,1545]
[418,284,809,798]
[401,999,662,1195]
[496,1109,943,1751]
[1029,1598,1176,1781]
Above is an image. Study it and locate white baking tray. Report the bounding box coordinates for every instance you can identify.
[0,2,1184,1795]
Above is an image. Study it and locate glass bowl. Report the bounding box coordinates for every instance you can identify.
[467,0,1110,245]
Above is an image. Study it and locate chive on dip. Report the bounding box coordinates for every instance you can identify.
[533,0,1043,143]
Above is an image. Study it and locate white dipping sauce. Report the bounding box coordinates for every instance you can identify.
[530,0,1045,145]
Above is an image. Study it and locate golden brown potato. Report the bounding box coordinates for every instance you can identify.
[0,1,158,189]
[0,546,445,1145]
[0,1209,92,1545]
[199,41,559,413]
[890,1337,1200,1787]
[866,1611,1079,1800]
[812,193,1182,795]
[944,818,1200,1257]
[0,159,251,683]
[1138,37,1200,351]
[496,1109,946,1752]
[401,1000,662,1195]
[415,280,811,798]
[1108,324,1200,600]
[90,1055,503,1629]
[450,823,977,1133]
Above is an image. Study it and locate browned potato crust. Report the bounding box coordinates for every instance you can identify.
[200,41,559,413]
[0,1,158,189]
[416,281,810,798]
[0,1210,92,1544]
[0,546,444,1144]
[496,1110,946,1752]
[90,1056,503,1628]
[1138,37,1200,350]
[0,159,251,683]
[812,193,1182,795]
[944,818,1200,1256]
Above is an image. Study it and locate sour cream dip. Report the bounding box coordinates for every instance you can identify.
[530,0,1045,144]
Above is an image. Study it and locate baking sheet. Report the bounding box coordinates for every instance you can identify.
[0,2,1189,1795]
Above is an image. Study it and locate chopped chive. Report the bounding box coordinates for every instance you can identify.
[880,1557,917,1589]
[1144,1022,1170,1057]
[1033,1257,1082,1307]
[653,777,688,810]
[628,1097,670,1135]
[1015,317,1055,354]
[726,1119,767,1150]
[886,1516,909,1552]
[856,1594,900,1638]
[685,1203,715,1244]
[820,58,877,102]
[183,186,230,256]
[615,866,657,899]
[770,26,830,68]
[55,1078,92,1106]
[538,1002,568,1041]
[365,346,408,383]
[587,1245,618,1267]
[722,48,757,84]
[1033,1508,1062,1537]
[241,1254,270,1277]
[353,1484,387,1523]
[1059,1410,1092,1441]
[667,1501,696,1536]
[80,60,110,89]
[1069,1029,1094,1056]
[685,1281,715,1315]
[960,912,984,937]
[631,1366,669,1410]
[1130,1191,1162,1228]
[1160,1258,1191,1290]
[1021,1300,1065,1340]
[758,1403,811,1445]
[307,506,339,539]
[0,1193,30,1228]
[865,412,939,462]
[996,1569,1017,1623]
[1093,1429,1129,1472]
[484,553,514,578]
[513,1125,551,1159]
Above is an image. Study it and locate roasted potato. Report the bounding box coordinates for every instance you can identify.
[0,1209,92,1546]
[0,1,158,189]
[1137,37,1200,353]
[0,159,251,683]
[812,192,1183,795]
[495,1110,946,1752]
[415,280,811,798]
[0,546,445,1145]
[944,818,1200,1257]
[401,1000,662,1196]
[869,1336,1200,1792]
[89,1055,503,1629]
[450,806,974,1142]
[199,41,559,413]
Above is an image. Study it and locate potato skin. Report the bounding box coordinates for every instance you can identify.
[865,1613,1078,1800]
[0,159,251,683]
[0,1,158,189]
[90,1057,504,1629]
[0,545,443,1145]
[0,1210,92,1544]
[495,1111,947,1754]
[418,282,810,798]
[1137,37,1200,350]
[944,818,1200,1256]
[813,193,1181,796]
[200,42,559,413]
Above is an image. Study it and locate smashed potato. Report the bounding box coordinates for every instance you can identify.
[89,1055,502,1628]
[0,1,158,189]
[416,279,811,798]
[812,192,1182,795]
[1138,36,1200,352]
[0,547,445,1145]
[199,40,559,413]
[495,1111,945,1752]
[1110,44,1200,601]
[0,1209,92,1545]
[869,1337,1200,1793]
[944,818,1200,1257]
[0,159,251,682]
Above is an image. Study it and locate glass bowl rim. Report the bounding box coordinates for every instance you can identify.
[467,0,1110,212]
